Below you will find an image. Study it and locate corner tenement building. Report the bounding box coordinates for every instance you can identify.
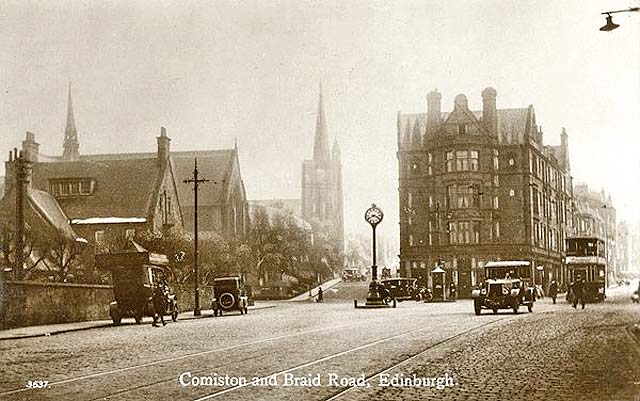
[397,88,573,298]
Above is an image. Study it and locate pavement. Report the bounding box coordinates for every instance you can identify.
[0,278,339,340]
[288,277,343,302]
[0,302,276,341]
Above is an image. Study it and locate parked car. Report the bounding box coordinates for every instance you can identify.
[380,278,420,302]
[211,277,249,316]
[472,278,534,315]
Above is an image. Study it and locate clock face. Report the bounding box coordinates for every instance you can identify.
[365,206,384,225]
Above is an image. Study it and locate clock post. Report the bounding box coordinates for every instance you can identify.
[364,204,386,306]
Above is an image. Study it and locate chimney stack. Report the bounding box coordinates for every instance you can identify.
[157,126,171,167]
[21,131,40,163]
[481,87,497,135]
[426,90,442,132]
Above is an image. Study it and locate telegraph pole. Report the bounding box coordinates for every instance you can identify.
[183,158,209,316]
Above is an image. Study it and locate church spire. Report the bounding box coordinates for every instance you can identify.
[63,82,80,161]
[313,80,330,166]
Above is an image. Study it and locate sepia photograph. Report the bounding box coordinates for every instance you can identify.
[0,1,639,400]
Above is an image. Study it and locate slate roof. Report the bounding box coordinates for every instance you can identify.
[28,189,76,239]
[170,150,236,208]
[31,158,160,220]
[398,108,532,145]
[0,187,75,239]
[76,150,236,209]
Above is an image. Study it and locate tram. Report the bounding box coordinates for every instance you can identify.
[565,237,606,303]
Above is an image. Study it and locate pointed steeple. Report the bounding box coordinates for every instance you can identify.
[313,80,330,166]
[63,82,80,161]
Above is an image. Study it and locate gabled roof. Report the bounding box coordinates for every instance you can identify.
[31,158,160,220]
[170,150,236,208]
[398,108,531,145]
[76,149,237,209]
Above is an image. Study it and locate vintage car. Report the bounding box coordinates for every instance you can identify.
[379,278,420,302]
[342,268,367,282]
[472,278,533,315]
[211,276,249,316]
[96,246,178,325]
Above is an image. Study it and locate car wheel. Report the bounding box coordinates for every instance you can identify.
[474,300,482,316]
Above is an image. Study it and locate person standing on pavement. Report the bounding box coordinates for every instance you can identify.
[572,276,585,309]
[316,286,323,303]
[152,283,168,326]
[549,280,558,304]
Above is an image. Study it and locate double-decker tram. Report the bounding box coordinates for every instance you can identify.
[565,237,606,303]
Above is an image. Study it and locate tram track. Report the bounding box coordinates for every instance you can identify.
[191,316,510,401]
[322,317,507,401]
[0,322,356,398]
[2,303,517,401]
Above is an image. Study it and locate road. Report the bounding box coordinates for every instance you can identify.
[1,282,638,401]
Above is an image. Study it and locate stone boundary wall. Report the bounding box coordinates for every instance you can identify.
[0,280,213,330]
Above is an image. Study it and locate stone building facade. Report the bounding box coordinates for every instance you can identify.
[397,87,574,297]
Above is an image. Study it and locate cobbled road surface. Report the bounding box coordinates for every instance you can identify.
[1,282,638,401]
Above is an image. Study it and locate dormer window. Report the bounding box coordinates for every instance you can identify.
[49,178,94,197]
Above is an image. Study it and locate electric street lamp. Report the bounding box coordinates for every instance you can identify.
[599,7,639,31]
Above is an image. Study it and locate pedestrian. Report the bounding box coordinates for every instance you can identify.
[449,282,457,300]
[549,280,558,304]
[572,276,585,310]
[152,283,167,326]
[316,286,323,303]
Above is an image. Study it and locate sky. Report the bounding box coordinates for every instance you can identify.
[1,0,639,240]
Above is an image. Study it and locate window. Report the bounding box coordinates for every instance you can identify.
[428,221,433,245]
[409,234,414,246]
[49,178,94,197]
[446,151,454,172]
[494,222,500,240]
[95,230,105,243]
[125,229,135,240]
[447,150,479,172]
[447,185,479,209]
[494,175,499,187]
[458,124,467,135]
[429,195,434,208]
[509,189,515,197]
[508,158,515,166]
[428,152,433,176]
[448,221,480,244]
[493,196,499,209]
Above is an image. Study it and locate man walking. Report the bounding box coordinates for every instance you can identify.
[549,280,558,304]
[316,287,323,303]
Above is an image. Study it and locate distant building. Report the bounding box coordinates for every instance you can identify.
[397,88,574,297]
[301,83,344,253]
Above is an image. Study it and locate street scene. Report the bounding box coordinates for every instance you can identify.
[1,1,640,400]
